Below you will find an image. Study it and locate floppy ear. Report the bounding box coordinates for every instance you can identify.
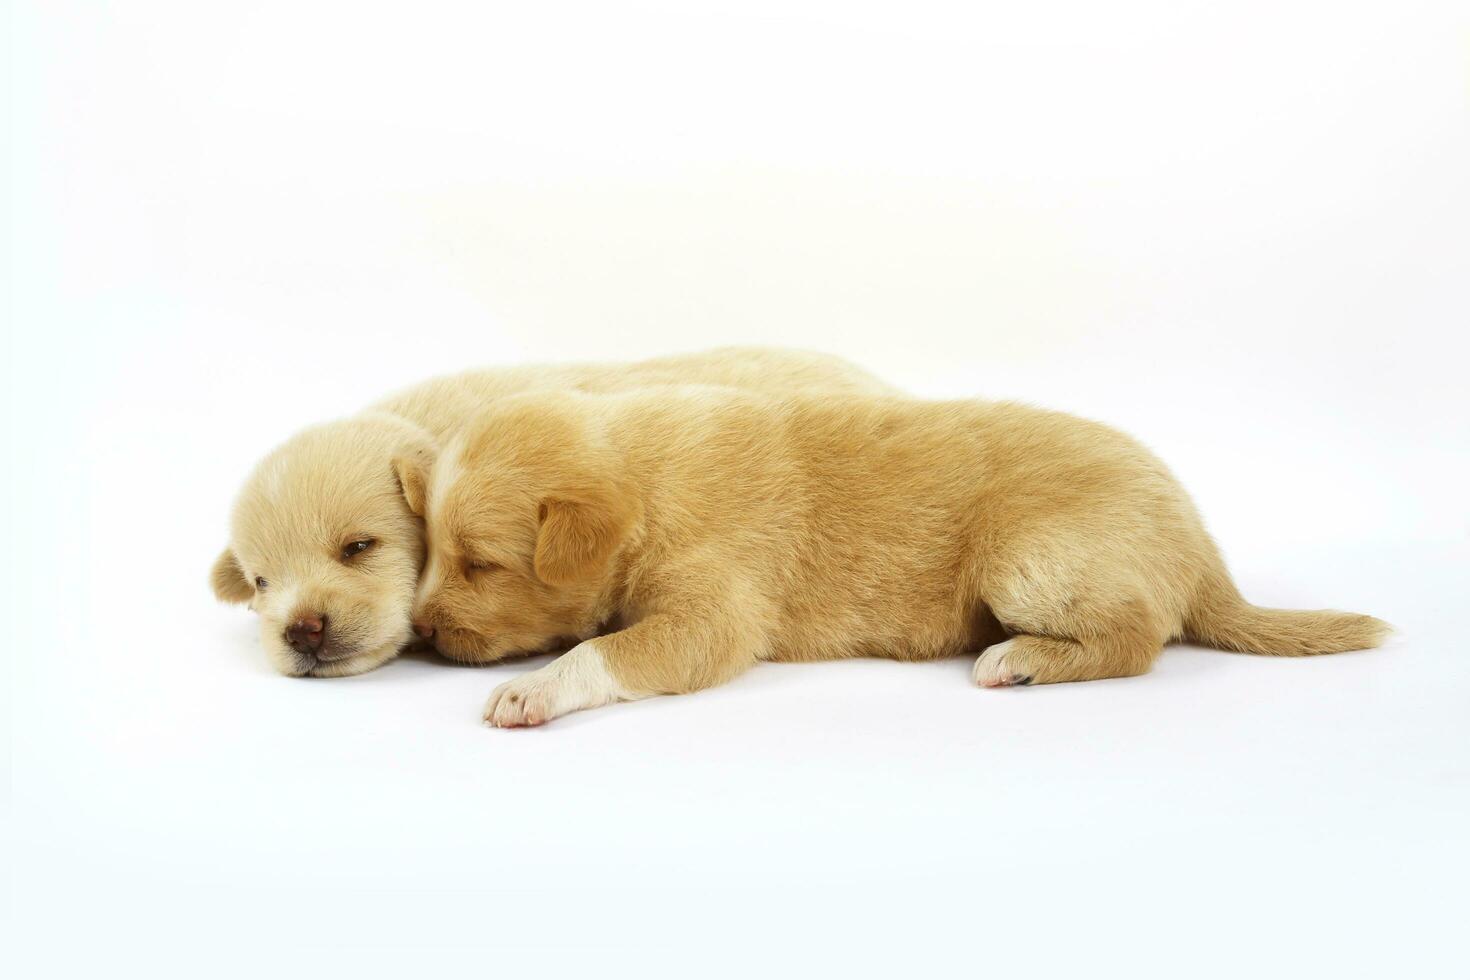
[392,442,437,517]
[533,488,639,587]
[210,548,254,604]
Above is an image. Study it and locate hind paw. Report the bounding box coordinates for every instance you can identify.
[973,639,1035,688]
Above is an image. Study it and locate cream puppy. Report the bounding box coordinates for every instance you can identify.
[211,349,896,677]
[410,387,1388,726]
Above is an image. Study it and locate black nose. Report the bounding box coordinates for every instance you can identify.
[285,615,326,654]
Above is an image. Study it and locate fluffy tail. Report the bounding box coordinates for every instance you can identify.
[1183,564,1390,656]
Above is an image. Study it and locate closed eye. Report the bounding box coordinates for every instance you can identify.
[465,560,503,576]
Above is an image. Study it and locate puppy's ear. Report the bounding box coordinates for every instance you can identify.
[392,442,437,517]
[210,548,254,604]
[533,487,639,587]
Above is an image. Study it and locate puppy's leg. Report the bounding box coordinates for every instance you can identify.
[973,593,1166,688]
[483,638,634,727]
[973,631,1160,687]
[484,606,760,727]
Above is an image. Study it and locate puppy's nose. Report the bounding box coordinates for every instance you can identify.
[285,615,326,654]
[412,620,435,639]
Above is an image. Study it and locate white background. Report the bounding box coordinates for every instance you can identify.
[7,2,1468,977]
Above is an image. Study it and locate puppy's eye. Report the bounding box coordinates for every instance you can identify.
[466,560,502,576]
[342,539,376,561]
[255,577,268,590]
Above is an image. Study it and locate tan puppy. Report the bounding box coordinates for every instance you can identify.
[211,349,896,677]
[411,387,1387,726]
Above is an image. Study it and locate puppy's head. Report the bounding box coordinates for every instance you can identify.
[211,411,437,677]
[412,396,639,663]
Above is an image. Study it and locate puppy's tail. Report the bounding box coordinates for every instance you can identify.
[1182,563,1389,656]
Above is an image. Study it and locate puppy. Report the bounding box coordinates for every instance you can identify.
[211,349,897,677]
[410,387,1388,726]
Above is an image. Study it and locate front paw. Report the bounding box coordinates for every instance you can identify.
[481,640,629,728]
[483,674,555,728]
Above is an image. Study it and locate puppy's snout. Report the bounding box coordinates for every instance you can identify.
[412,620,435,639]
[285,614,326,654]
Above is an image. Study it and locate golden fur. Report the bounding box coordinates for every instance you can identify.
[211,349,896,677]
[412,387,1388,726]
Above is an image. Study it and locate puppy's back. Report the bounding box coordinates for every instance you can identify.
[373,348,896,441]
[605,390,1209,663]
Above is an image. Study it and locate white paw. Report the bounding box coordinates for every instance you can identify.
[483,672,558,727]
[972,638,1034,688]
[482,640,631,728]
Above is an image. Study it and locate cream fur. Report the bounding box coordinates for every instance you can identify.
[212,349,896,677]
[415,387,1389,725]
[483,639,637,728]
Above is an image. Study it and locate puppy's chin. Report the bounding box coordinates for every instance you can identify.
[434,628,571,665]
[267,637,404,678]
[429,627,506,664]
[307,642,401,678]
